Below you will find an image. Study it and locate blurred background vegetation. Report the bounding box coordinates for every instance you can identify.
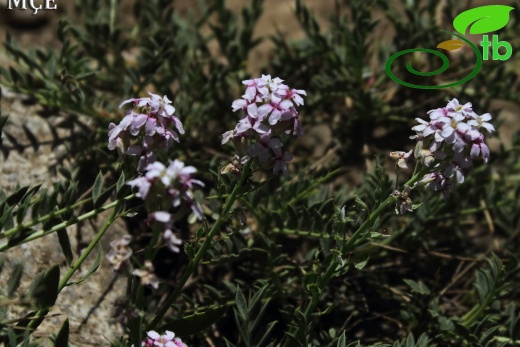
[1,0,520,346]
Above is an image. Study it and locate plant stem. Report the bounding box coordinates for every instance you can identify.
[0,194,135,251]
[149,161,252,328]
[58,199,123,291]
[2,186,121,238]
[144,223,163,261]
[288,167,430,342]
[26,198,124,334]
[109,0,117,36]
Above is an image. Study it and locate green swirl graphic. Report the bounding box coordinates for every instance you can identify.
[385,31,482,89]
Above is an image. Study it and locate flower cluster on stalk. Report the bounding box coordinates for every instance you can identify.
[391,99,494,209]
[222,75,306,176]
[126,159,204,252]
[108,92,185,172]
[108,93,205,257]
[109,79,305,340]
[140,330,187,347]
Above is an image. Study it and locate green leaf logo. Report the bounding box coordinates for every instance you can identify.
[453,5,514,35]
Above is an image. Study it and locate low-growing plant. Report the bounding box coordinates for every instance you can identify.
[1,0,520,346]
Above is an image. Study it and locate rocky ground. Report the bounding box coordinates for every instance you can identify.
[0,86,128,345]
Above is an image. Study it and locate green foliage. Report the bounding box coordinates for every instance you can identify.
[162,303,230,336]
[1,0,520,346]
[64,243,103,287]
[392,334,431,347]
[232,284,276,347]
[29,264,60,309]
[53,319,69,347]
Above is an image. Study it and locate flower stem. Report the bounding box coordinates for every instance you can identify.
[288,167,429,342]
[460,284,495,326]
[58,200,123,291]
[149,161,252,329]
[26,198,124,334]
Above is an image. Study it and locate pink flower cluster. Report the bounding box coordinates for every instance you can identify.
[127,160,204,252]
[108,92,185,172]
[141,330,187,347]
[392,99,494,199]
[222,75,306,176]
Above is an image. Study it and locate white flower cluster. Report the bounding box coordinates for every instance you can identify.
[391,99,494,200]
[127,160,204,252]
[108,92,184,172]
[223,75,306,176]
[140,330,187,347]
